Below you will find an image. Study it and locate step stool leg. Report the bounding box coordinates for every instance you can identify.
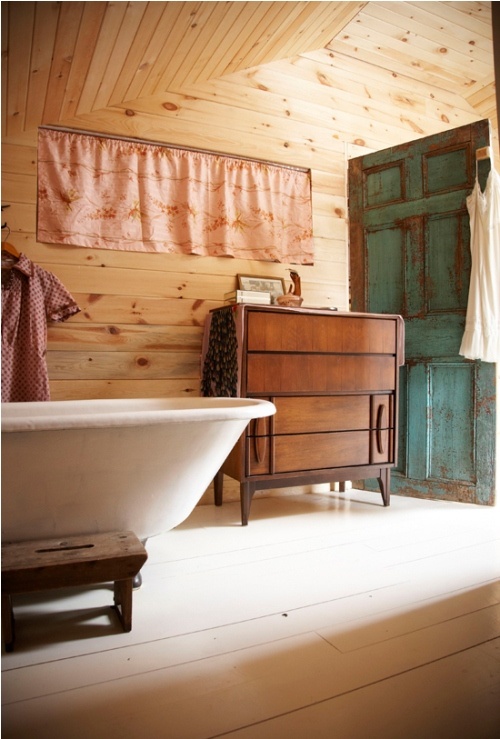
[113,579,133,632]
[2,594,15,652]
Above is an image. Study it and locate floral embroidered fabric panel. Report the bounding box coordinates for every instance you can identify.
[37,128,314,265]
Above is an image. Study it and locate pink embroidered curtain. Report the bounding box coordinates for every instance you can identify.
[37,128,314,264]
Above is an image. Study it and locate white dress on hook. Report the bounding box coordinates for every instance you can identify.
[459,167,500,363]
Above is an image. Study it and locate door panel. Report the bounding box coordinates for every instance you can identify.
[426,212,471,312]
[428,363,475,483]
[367,226,405,314]
[349,120,496,505]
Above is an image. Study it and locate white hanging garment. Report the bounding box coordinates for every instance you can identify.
[459,167,500,363]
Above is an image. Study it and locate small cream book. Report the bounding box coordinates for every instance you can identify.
[224,290,271,304]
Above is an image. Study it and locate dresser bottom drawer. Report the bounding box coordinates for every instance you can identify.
[272,431,370,474]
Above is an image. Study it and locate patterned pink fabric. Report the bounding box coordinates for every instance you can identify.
[37,128,314,264]
[1,254,80,402]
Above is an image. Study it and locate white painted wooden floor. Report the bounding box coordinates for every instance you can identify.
[2,489,500,739]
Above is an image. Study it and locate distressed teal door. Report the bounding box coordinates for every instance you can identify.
[349,120,496,505]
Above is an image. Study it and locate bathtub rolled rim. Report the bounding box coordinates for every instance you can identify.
[1,397,276,432]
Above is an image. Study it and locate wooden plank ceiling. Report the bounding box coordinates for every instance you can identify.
[1,1,495,145]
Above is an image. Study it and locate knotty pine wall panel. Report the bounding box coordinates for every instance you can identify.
[46,350,200,382]
[47,324,203,353]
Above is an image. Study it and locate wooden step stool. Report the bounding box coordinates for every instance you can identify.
[1,531,148,652]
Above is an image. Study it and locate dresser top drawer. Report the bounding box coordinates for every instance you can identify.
[246,311,399,355]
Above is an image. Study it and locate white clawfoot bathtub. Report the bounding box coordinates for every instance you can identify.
[1,397,276,543]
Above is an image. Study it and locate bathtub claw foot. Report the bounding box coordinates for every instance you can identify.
[133,572,143,590]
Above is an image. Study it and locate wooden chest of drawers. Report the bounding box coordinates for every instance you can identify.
[202,306,405,524]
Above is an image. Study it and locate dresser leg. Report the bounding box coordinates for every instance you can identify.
[214,469,224,506]
[240,482,256,526]
[378,468,391,506]
[2,594,14,652]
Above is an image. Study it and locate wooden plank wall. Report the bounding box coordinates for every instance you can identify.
[3,49,486,401]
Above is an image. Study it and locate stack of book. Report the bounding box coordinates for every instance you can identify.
[224,289,271,305]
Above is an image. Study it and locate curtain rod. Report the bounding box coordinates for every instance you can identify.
[39,125,310,174]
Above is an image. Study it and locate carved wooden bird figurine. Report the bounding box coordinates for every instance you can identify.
[288,270,301,296]
[277,270,303,307]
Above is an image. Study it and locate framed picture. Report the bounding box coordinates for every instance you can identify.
[237,274,286,304]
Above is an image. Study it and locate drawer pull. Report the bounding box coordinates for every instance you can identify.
[251,418,258,437]
[253,417,262,438]
[254,433,267,465]
[252,418,267,464]
[376,404,386,454]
